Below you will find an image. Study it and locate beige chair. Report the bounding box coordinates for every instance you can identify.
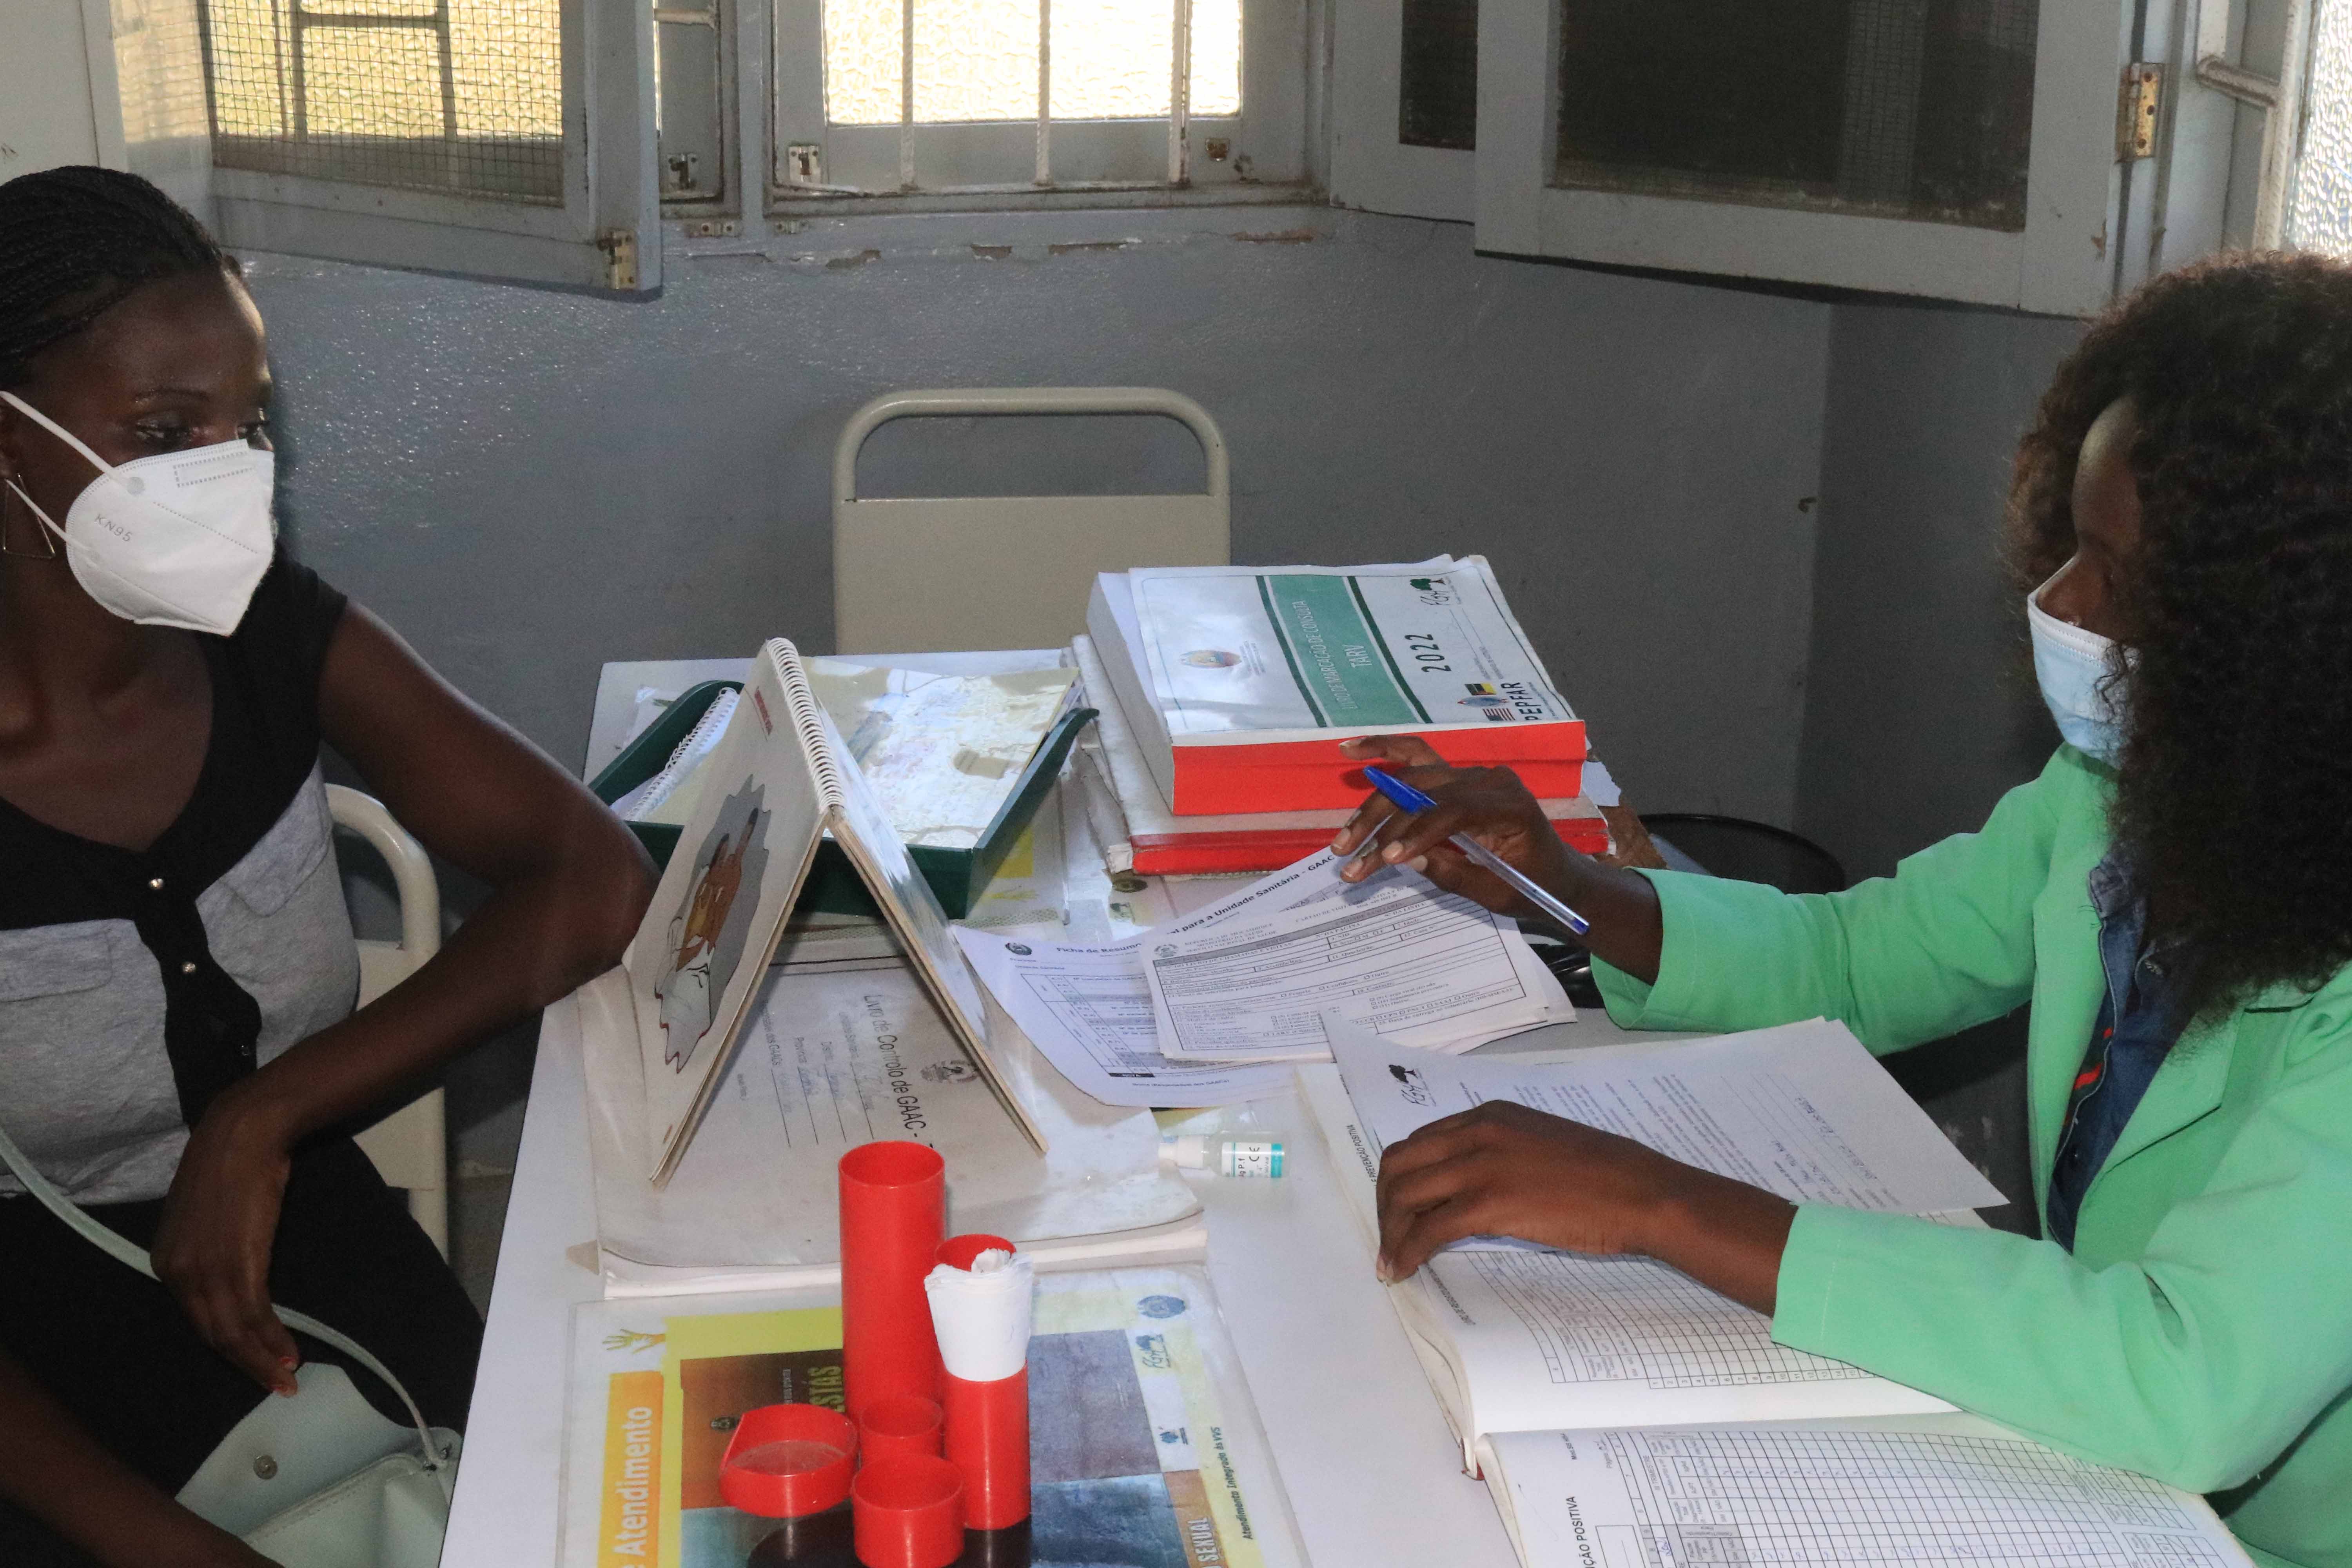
[327,785,451,1256]
[832,387,1232,654]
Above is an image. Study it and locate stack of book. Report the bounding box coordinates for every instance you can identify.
[1078,557,1611,876]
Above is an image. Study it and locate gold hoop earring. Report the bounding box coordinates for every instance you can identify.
[0,481,61,561]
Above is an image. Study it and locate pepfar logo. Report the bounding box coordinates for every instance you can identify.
[1389,1062,1435,1107]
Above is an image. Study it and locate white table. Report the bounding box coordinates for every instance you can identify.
[442,998,1681,1568]
[440,658,1666,1567]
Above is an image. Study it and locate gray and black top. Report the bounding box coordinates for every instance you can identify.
[0,559,479,1536]
[0,558,358,1204]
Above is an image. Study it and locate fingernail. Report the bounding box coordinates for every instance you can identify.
[276,1381,298,1397]
[280,1357,298,1370]
[1374,1257,1393,1284]
[1330,833,1348,851]
[1382,843,1402,861]
[1409,855,1428,874]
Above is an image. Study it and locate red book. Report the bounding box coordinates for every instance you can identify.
[1086,563,1585,815]
[1074,635,1610,877]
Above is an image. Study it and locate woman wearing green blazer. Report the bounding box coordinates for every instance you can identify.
[1338,254,2352,1568]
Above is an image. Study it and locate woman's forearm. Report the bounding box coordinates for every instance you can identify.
[227,844,646,1144]
[1638,1171,1798,1316]
[0,1347,263,1567]
[1550,853,1666,984]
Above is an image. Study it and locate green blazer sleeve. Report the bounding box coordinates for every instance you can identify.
[1594,750,2080,1052]
[1773,1006,2352,1497]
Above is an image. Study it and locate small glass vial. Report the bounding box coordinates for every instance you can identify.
[1160,1134,1283,1179]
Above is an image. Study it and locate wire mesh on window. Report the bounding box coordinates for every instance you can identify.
[1552,0,2036,233]
[821,0,1240,127]
[201,0,564,201]
[2290,0,2352,256]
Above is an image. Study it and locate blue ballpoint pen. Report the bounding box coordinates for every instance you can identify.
[1357,765,1592,936]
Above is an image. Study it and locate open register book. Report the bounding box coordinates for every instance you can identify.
[1300,1021,2252,1568]
[579,639,1201,1294]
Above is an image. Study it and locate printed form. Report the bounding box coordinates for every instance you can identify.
[1488,1417,2252,1568]
[958,849,1570,1099]
[1332,1018,2005,1221]
[1143,857,1570,1063]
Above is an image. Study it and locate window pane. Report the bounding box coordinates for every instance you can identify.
[1399,0,1475,149]
[825,0,906,124]
[207,0,292,138]
[913,0,1040,121]
[820,0,1241,130]
[2289,0,2352,256]
[1552,0,2036,233]
[1190,0,1241,117]
[302,26,443,137]
[203,0,563,200]
[1051,0,1172,118]
[451,1,566,138]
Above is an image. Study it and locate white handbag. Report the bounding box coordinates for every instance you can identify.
[0,1121,459,1568]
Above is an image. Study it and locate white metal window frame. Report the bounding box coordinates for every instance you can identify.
[655,0,736,210]
[165,0,662,292]
[1474,0,2135,314]
[759,0,1313,213]
[1327,0,1472,221]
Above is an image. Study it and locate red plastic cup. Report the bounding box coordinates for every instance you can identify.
[851,1453,965,1568]
[720,1403,859,1518]
[858,1393,943,1463]
[839,1142,946,1421]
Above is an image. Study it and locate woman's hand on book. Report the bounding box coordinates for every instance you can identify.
[1373,1099,1796,1315]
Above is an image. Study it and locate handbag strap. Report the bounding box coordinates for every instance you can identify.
[0,1119,449,1475]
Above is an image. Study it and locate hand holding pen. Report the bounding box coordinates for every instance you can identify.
[1357,766,1592,934]
[1330,735,1589,927]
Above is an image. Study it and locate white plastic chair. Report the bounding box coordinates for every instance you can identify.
[832,387,1232,654]
[327,785,451,1257]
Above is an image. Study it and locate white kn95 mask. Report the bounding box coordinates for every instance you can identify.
[1,388,275,637]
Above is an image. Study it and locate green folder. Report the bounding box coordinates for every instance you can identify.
[589,679,1094,920]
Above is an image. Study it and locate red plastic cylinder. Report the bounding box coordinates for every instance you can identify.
[719,1403,859,1518]
[858,1393,943,1463]
[838,1142,946,1421]
[941,1367,1028,1530]
[851,1453,964,1568]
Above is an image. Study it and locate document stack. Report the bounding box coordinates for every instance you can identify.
[1078,557,1609,875]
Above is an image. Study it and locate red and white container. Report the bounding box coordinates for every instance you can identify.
[923,1233,1033,1531]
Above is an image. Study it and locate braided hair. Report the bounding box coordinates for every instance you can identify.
[0,166,232,388]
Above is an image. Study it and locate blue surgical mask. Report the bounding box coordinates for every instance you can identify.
[2028,569,2129,767]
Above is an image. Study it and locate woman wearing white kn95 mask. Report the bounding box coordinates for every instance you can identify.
[0,168,655,1568]
[1333,254,2352,1568]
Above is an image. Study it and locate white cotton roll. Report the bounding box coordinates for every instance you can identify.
[923,1250,1035,1382]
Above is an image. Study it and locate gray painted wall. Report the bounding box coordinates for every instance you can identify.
[1796,301,2082,882]
[1794,300,2086,1231]
[248,206,1831,819]
[248,206,1834,1168]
